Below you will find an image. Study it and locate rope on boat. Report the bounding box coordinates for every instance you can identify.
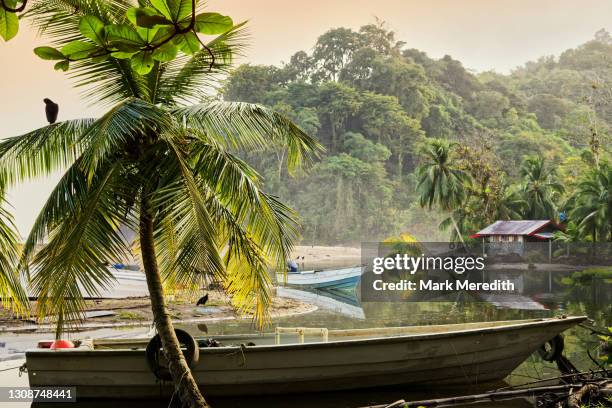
[224,343,249,367]
[0,362,26,375]
[0,365,20,372]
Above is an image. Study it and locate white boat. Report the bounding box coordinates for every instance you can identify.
[25,316,585,398]
[278,266,363,289]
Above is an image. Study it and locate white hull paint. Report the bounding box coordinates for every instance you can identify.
[278,266,363,289]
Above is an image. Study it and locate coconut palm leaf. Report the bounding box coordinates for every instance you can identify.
[3,0,323,338]
[26,0,143,105]
[520,155,564,220]
[150,132,300,323]
[30,161,131,334]
[570,164,612,241]
[176,101,323,172]
[0,188,28,314]
[0,119,94,183]
[416,139,469,211]
[156,22,249,106]
[162,136,227,278]
[78,98,173,177]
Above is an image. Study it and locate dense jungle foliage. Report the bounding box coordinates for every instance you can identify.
[222,22,612,244]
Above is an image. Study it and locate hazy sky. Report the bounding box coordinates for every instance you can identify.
[1,0,611,235]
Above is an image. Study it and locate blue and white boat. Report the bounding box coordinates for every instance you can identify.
[277,266,363,289]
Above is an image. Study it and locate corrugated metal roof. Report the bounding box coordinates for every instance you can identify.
[474,220,552,236]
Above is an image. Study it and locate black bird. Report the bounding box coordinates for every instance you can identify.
[196,293,209,307]
[43,98,59,124]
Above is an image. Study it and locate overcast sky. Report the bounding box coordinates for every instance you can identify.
[1,0,611,235]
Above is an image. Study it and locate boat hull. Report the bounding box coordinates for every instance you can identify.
[25,317,585,398]
[280,266,363,289]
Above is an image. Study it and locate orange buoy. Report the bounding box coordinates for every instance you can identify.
[50,340,75,349]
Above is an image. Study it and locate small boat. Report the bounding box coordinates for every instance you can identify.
[278,266,363,289]
[25,316,585,398]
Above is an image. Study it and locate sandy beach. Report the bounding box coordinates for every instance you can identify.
[290,245,361,269]
[0,291,316,334]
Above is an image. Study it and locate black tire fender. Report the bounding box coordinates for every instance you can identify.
[538,334,564,362]
[145,329,199,381]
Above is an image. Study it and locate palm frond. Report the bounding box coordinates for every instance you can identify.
[26,0,145,105]
[154,137,226,286]
[0,190,28,314]
[30,161,132,335]
[151,131,300,325]
[26,0,129,45]
[78,98,174,177]
[191,137,299,271]
[0,119,94,184]
[175,101,324,173]
[155,22,250,106]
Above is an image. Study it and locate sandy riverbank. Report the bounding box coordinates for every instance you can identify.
[0,291,317,334]
[0,245,360,333]
[291,245,361,269]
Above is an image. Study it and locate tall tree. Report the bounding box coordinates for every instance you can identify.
[0,1,321,407]
[312,27,362,81]
[317,82,361,152]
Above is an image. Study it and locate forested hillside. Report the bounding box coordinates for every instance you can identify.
[221,23,612,244]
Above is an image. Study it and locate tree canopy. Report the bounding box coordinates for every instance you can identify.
[222,22,612,243]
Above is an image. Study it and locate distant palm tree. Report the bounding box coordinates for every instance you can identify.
[554,221,583,242]
[0,1,321,407]
[416,139,470,242]
[570,164,612,242]
[492,183,527,221]
[520,155,564,220]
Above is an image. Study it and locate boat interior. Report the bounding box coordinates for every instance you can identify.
[85,318,556,350]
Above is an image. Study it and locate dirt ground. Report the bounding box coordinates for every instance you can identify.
[0,245,361,333]
[0,290,315,333]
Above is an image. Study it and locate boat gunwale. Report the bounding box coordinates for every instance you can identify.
[281,266,363,276]
[25,316,586,356]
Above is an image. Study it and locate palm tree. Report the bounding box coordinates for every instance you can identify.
[491,183,527,221]
[416,139,470,242]
[520,155,564,220]
[0,1,321,407]
[570,164,612,243]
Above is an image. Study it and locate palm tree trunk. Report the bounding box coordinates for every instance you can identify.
[450,214,465,245]
[139,195,209,408]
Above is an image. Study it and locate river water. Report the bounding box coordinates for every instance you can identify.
[1,272,610,408]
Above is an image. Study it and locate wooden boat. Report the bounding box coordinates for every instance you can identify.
[25,316,585,398]
[278,266,363,289]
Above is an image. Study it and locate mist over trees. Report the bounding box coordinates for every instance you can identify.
[222,22,612,244]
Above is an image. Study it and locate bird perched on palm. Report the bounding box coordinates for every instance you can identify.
[43,98,59,124]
